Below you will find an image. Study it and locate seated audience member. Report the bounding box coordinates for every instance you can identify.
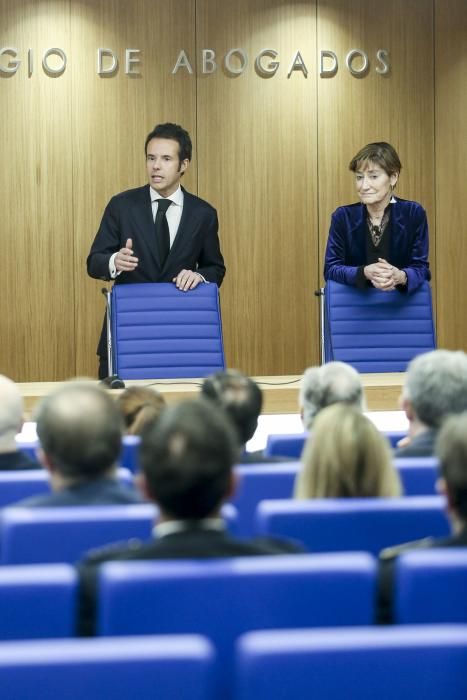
[294,404,402,499]
[299,361,365,431]
[78,399,303,635]
[395,349,467,457]
[116,386,166,436]
[14,382,141,507]
[378,411,467,623]
[200,369,281,463]
[0,375,40,470]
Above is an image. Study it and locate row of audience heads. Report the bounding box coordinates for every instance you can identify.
[1,348,467,526]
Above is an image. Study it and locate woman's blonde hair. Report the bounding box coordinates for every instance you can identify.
[116,386,167,436]
[294,404,402,499]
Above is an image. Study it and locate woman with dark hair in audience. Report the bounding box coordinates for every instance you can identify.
[324,142,430,294]
[117,386,167,436]
[294,404,402,499]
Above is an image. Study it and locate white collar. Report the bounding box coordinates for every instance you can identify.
[153,517,225,539]
[150,185,183,206]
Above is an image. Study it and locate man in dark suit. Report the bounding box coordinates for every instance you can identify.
[378,411,467,623]
[87,122,225,378]
[15,382,141,507]
[394,350,467,457]
[78,399,302,635]
[0,375,40,471]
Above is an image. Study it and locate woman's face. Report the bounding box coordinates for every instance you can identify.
[354,161,398,207]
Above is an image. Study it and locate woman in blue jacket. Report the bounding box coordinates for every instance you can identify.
[324,142,430,294]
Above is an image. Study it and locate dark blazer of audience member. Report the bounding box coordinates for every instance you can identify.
[15,383,141,507]
[294,405,402,499]
[299,362,365,431]
[0,375,40,471]
[324,142,430,294]
[117,386,167,436]
[395,349,467,458]
[201,370,281,463]
[378,412,467,623]
[78,399,302,635]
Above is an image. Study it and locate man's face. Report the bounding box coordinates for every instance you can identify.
[146,137,188,197]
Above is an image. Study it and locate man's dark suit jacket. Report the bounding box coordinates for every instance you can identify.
[377,525,467,624]
[324,197,430,294]
[394,428,437,458]
[87,185,225,359]
[15,477,142,508]
[78,526,303,636]
[0,451,41,471]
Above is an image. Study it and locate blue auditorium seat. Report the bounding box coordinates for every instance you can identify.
[235,625,467,699]
[0,635,215,699]
[395,549,467,623]
[264,434,307,459]
[323,279,436,372]
[394,457,438,495]
[255,497,450,555]
[110,282,225,380]
[0,564,77,640]
[118,434,141,473]
[231,463,299,537]
[98,553,376,698]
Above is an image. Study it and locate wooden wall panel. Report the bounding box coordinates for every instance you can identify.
[434,0,467,351]
[317,0,435,291]
[72,0,196,377]
[196,0,319,376]
[0,0,75,380]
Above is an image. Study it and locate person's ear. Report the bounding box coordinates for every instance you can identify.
[179,158,189,175]
[224,470,238,502]
[36,447,55,474]
[390,172,399,188]
[136,472,156,503]
[400,396,414,422]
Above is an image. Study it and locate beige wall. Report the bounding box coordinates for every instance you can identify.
[0,0,465,381]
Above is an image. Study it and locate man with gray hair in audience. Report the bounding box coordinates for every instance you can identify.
[395,349,467,457]
[0,374,40,470]
[299,361,365,430]
[14,382,141,506]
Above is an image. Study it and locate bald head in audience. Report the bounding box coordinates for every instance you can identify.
[299,361,365,430]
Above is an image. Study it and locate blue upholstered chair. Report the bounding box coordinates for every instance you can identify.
[322,279,436,371]
[110,282,225,379]
[235,625,467,699]
[118,434,141,473]
[394,457,439,496]
[231,463,299,537]
[395,549,467,623]
[255,497,450,555]
[264,434,307,459]
[0,564,77,640]
[0,635,215,699]
[98,553,376,698]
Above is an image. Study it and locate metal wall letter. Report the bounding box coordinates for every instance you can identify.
[376,49,390,75]
[42,48,67,75]
[345,49,369,76]
[255,49,279,77]
[125,49,140,75]
[97,49,118,75]
[287,50,308,78]
[0,47,20,74]
[320,50,338,77]
[172,50,194,75]
[224,48,248,75]
[202,49,217,74]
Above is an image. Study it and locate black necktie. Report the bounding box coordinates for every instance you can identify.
[155,198,172,266]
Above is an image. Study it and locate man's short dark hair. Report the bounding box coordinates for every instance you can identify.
[436,412,467,522]
[200,370,263,446]
[35,383,123,479]
[144,122,192,164]
[140,399,239,519]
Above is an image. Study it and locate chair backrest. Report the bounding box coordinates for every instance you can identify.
[264,434,307,459]
[0,505,157,564]
[111,282,225,379]
[0,635,215,699]
[231,463,300,537]
[0,564,77,640]
[395,549,467,624]
[323,279,436,371]
[255,497,450,555]
[98,553,376,697]
[394,457,439,496]
[118,434,141,473]
[235,625,467,699]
